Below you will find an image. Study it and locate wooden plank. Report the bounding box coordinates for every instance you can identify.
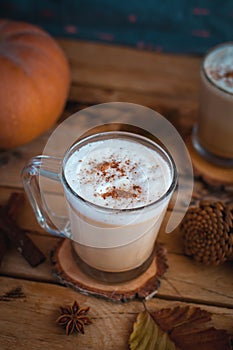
[0,276,232,350]
[58,39,200,125]
[2,241,232,308]
[0,188,232,308]
[57,40,201,100]
[69,84,198,125]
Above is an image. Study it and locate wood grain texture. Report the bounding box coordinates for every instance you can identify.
[58,40,200,100]
[58,39,200,136]
[0,276,232,350]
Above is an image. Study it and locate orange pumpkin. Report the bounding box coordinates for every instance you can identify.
[0,19,70,149]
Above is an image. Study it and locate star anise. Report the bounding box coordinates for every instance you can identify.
[56,300,92,335]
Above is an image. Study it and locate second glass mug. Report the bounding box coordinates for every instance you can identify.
[22,131,177,282]
[192,42,233,167]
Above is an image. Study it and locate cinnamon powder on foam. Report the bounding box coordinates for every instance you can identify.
[64,139,171,210]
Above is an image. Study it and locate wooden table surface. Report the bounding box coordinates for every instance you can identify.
[0,39,232,350]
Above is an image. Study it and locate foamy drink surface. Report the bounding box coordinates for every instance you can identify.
[204,45,233,94]
[64,138,171,209]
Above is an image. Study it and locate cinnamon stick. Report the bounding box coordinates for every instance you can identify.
[0,192,46,267]
[0,215,45,267]
[4,192,25,221]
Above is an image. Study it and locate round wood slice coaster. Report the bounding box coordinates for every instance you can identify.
[51,239,168,302]
[186,138,233,186]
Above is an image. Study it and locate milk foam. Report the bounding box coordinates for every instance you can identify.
[204,44,233,94]
[64,138,172,210]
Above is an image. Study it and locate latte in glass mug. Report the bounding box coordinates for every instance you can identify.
[193,42,233,166]
[62,132,176,275]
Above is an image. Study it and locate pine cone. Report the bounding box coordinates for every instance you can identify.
[181,201,233,266]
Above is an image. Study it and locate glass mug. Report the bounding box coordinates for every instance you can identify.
[192,42,233,167]
[22,131,177,282]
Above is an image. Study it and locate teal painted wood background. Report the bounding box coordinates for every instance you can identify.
[1,0,233,54]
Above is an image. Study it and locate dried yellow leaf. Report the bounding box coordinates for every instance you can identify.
[129,310,177,350]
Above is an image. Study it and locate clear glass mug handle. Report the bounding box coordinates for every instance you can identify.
[21,155,71,238]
